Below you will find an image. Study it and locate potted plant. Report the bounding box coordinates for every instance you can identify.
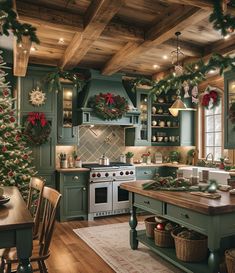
[169,151,180,163]
[125,152,134,164]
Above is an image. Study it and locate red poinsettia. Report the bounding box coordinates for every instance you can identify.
[201,89,220,109]
[27,112,47,127]
[201,93,211,107]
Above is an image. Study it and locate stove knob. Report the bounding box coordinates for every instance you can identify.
[130,171,133,175]
[92,173,96,177]
[97,173,101,177]
[105,173,109,177]
[120,171,124,176]
[113,173,116,176]
[125,171,129,175]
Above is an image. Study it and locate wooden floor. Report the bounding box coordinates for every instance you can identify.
[46,215,132,273]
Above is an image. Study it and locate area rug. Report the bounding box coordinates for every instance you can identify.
[73,222,183,273]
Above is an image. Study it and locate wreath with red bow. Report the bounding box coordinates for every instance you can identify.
[200,89,220,110]
[23,112,51,145]
[88,93,129,120]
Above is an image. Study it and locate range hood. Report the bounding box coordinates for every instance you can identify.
[76,69,140,126]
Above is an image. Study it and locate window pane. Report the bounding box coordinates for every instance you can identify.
[215,132,222,146]
[214,147,222,161]
[214,115,221,131]
[214,104,221,114]
[205,147,213,156]
[205,116,214,132]
[205,108,213,116]
[206,133,214,146]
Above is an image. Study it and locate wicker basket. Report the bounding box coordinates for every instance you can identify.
[154,228,175,248]
[171,227,208,262]
[225,249,235,273]
[144,217,156,238]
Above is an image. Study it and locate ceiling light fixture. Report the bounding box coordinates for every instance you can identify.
[153,64,160,69]
[163,55,168,60]
[169,32,186,116]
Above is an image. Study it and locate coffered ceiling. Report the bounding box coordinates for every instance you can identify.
[12,0,235,77]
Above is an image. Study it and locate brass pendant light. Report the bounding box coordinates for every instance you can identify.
[169,32,186,116]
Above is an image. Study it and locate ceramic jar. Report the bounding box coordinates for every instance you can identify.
[152,106,157,114]
[159,120,165,127]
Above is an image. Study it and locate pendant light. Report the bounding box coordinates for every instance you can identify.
[169,32,186,116]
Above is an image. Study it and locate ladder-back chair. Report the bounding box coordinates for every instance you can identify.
[0,187,61,273]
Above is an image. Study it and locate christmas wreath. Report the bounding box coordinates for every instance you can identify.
[23,112,51,145]
[88,93,129,120]
[200,89,220,110]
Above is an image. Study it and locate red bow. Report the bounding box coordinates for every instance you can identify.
[105,93,114,105]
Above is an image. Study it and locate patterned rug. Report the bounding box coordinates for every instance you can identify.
[73,222,183,273]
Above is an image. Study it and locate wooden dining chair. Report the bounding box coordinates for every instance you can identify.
[0,187,61,273]
[27,177,45,239]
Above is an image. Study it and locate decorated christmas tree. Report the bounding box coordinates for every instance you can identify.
[0,50,36,200]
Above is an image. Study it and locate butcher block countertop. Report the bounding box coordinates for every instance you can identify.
[120,180,235,216]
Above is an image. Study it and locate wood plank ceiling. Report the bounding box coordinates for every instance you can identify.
[13,0,235,77]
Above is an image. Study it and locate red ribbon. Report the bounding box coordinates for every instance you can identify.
[105,93,114,105]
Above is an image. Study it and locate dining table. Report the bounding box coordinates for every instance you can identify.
[0,186,34,273]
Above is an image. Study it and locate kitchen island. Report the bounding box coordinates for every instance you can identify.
[120,180,235,273]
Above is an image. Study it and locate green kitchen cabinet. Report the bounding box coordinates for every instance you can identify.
[136,166,178,180]
[19,66,56,114]
[180,97,195,146]
[56,171,89,221]
[224,71,235,148]
[57,82,79,145]
[136,166,158,180]
[125,89,151,146]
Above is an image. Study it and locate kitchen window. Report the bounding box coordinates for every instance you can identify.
[199,95,223,161]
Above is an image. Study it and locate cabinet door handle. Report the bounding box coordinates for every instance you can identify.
[144,171,149,174]
[73,176,79,180]
[181,213,189,219]
[83,187,86,191]
[144,200,150,205]
[72,126,75,138]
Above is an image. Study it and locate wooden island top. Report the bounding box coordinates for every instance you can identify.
[121,180,235,216]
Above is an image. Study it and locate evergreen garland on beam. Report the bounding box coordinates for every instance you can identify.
[130,53,235,97]
[210,0,235,36]
[0,0,40,44]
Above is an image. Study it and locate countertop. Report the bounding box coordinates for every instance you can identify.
[120,180,235,215]
[56,168,90,172]
[133,163,188,168]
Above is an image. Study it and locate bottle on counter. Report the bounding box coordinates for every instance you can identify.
[59,153,68,169]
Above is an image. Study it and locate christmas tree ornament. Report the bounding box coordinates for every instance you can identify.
[0,50,36,200]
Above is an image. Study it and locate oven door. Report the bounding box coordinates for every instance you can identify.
[113,180,130,210]
[89,181,112,213]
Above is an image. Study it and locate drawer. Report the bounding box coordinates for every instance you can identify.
[63,172,88,185]
[134,194,163,215]
[165,204,208,234]
[136,167,157,180]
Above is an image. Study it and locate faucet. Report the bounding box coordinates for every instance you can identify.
[205,153,214,163]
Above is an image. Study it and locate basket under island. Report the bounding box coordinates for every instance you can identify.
[120,180,235,273]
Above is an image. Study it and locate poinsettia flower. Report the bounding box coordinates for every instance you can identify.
[202,94,210,106]
[2,146,7,152]
[40,118,47,127]
[10,117,15,123]
[209,90,218,101]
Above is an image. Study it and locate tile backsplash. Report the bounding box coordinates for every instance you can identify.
[72,125,195,163]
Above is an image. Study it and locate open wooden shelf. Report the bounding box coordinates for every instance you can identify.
[151,142,180,146]
[151,126,179,129]
[137,230,210,273]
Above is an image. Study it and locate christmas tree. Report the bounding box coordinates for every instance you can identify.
[0,50,36,200]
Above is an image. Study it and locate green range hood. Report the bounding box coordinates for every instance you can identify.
[76,69,140,126]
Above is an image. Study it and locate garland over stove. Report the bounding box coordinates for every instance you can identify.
[82,162,136,220]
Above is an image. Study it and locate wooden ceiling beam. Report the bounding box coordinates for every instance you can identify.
[59,0,124,70]
[102,7,209,75]
[16,1,83,33]
[13,36,32,77]
[164,0,235,15]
